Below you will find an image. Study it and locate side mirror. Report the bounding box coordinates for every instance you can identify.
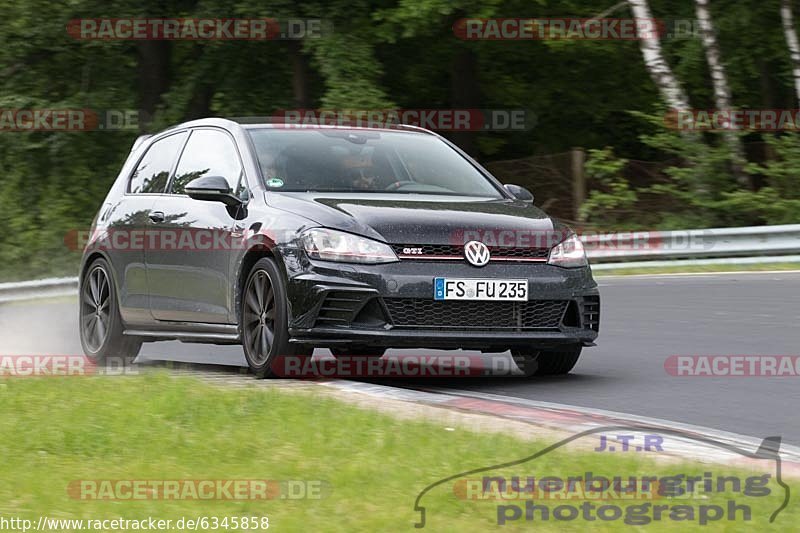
[504,184,534,204]
[185,176,242,207]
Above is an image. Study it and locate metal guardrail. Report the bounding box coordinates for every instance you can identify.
[0,224,799,302]
[583,223,800,263]
[589,255,800,271]
[0,277,79,303]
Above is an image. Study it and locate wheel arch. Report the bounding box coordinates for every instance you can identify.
[80,251,120,296]
[234,244,287,326]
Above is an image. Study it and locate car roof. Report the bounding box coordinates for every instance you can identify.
[155,117,436,136]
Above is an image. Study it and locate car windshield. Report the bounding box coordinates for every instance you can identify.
[247,128,503,197]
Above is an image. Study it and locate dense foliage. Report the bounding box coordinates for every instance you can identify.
[1,0,799,279]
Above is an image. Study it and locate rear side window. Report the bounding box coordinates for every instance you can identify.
[128,132,188,194]
[171,129,243,195]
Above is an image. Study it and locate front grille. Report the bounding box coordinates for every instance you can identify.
[383,299,568,330]
[392,244,462,256]
[582,295,600,332]
[391,244,549,261]
[491,247,550,259]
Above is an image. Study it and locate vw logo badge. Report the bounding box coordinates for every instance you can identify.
[464,241,490,267]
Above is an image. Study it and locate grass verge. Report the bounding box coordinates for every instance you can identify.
[0,374,795,531]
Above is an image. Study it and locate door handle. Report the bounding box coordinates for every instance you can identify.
[148,211,165,224]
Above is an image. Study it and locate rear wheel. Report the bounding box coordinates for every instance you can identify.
[511,345,582,377]
[79,258,141,365]
[241,258,311,378]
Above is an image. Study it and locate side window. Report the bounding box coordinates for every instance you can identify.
[171,129,244,196]
[128,132,188,194]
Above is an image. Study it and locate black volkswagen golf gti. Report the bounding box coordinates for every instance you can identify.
[79,118,599,378]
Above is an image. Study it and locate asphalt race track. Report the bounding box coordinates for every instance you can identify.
[2,271,799,445]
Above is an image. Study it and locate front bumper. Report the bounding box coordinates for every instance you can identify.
[281,248,600,350]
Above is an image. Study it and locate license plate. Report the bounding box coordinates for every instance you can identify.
[434,278,528,301]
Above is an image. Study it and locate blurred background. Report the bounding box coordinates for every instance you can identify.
[2,0,800,281]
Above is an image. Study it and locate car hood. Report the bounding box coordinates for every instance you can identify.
[268,192,567,246]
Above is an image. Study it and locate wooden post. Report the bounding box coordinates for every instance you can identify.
[571,147,586,220]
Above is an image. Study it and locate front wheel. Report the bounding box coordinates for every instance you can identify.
[241,258,311,378]
[511,345,582,377]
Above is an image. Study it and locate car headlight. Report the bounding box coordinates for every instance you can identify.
[301,228,399,264]
[548,233,588,268]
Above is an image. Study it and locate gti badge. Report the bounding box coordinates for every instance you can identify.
[464,240,490,267]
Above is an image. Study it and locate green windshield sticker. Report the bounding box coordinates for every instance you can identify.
[266,177,284,188]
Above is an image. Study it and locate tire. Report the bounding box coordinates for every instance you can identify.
[331,347,386,358]
[511,345,582,377]
[241,257,311,378]
[79,258,142,365]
